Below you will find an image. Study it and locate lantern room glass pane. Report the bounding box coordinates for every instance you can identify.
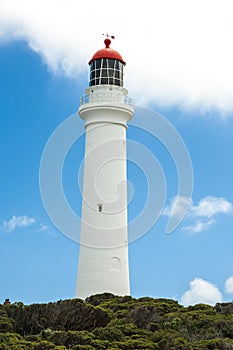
[108,59,115,69]
[95,59,101,69]
[101,69,108,77]
[115,70,120,80]
[102,59,107,68]
[115,61,119,70]
[101,78,108,84]
[108,69,114,77]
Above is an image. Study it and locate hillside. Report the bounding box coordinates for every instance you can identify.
[1,294,233,349]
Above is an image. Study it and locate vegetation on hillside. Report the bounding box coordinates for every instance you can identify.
[1,294,233,349]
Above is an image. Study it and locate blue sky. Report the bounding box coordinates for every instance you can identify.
[1,0,233,306]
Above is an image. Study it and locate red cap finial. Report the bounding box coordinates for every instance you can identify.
[104,38,111,48]
[103,33,115,48]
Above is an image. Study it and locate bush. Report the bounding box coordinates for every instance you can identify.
[93,326,124,341]
[33,340,58,349]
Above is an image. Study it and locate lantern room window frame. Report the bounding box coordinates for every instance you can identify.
[89,58,124,87]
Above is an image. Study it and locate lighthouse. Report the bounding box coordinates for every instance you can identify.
[76,37,134,299]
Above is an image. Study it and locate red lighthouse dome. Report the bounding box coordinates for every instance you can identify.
[89,39,125,87]
[89,39,125,65]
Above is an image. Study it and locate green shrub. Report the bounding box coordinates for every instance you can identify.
[93,326,124,342]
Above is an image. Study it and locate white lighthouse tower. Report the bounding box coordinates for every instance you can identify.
[76,37,134,299]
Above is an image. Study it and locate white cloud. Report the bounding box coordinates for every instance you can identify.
[163,196,192,220]
[225,276,233,294]
[191,196,233,218]
[2,215,36,231]
[181,278,222,306]
[37,223,55,236]
[37,223,50,232]
[182,219,216,233]
[1,215,52,235]
[164,195,233,233]
[1,0,233,114]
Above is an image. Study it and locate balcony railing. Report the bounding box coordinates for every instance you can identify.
[80,92,132,106]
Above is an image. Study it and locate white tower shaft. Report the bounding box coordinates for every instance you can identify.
[76,86,133,299]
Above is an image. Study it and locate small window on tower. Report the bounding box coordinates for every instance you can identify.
[97,204,102,212]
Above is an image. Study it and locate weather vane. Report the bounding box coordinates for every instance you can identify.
[102,33,115,40]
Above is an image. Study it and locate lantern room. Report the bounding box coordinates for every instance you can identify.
[88,38,125,87]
